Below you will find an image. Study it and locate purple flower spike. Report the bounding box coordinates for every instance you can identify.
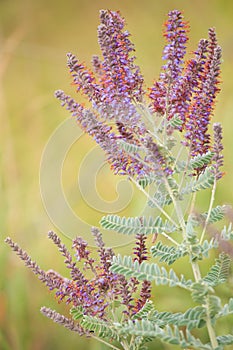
[98,10,144,103]
[212,122,224,180]
[162,10,189,80]
[149,10,189,119]
[184,29,222,158]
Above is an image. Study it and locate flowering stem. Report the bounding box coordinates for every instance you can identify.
[200,177,217,244]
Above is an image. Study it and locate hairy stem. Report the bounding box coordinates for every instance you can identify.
[91,335,122,350]
[189,192,197,216]
[164,177,186,235]
[191,260,202,281]
[205,296,219,349]
[200,177,217,244]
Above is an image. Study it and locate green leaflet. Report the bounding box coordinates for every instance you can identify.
[207,295,222,318]
[81,315,119,341]
[134,303,206,330]
[190,152,214,170]
[117,139,143,154]
[118,320,212,349]
[203,253,231,287]
[150,241,188,265]
[201,205,227,224]
[216,334,233,346]
[110,255,193,290]
[138,176,157,189]
[167,114,183,129]
[132,301,154,320]
[191,283,211,304]
[182,167,215,195]
[148,176,179,208]
[70,306,84,320]
[220,223,233,241]
[175,151,214,173]
[217,298,233,318]
[148,190,172,208]
[199,238,219,258]
[100,215,175,235]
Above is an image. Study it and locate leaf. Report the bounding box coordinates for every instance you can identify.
[118,319,181,344]
[186,215,198,242]
[185,329,213,349]
[217,298,233,318]
[81,315,119,341]
[148,176,180,208]
[191,282,210,304]
[207,295,222,318]
[199,238,219,258]
[150,241,188,265]
[203,253,231,287]
[70,306,84,320]
[220,223,233,241]
[118,320,212,349]
[201,205,227,224]
[175,152,214,173]
[117,139,143,154]
[182,167,215,195]
[190,152,214,170]
[216,334,233,346]
[167,114,183,129]
[132,300,155,320]
[141,306,206,330]
[110,255,193,290]
[138,176,156,189]
[148,190,172,208]
[100,215,175,235]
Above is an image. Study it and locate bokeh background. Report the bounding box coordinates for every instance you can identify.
[1,0,233,349]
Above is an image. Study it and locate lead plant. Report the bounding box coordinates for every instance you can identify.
[5,9,233,350]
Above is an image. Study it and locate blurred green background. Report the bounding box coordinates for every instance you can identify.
[1,0,233,349]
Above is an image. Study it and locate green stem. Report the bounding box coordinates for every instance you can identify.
[129,335,136,349]
[200,177,217,244]
[160,230,179,246]
[177,139,194,194]
[120,339,131,350]
[91,335,122,350]
[164,177,186,236]
[189,192,197,217]
[205,296,219,349]
[206,318,218,349]
[191,260,202,282]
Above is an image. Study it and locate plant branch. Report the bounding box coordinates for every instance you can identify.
[200,177,217,244]
[131,177,178,228]
[91,334,122,350]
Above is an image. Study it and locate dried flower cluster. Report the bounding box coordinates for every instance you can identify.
[5,229,151,332]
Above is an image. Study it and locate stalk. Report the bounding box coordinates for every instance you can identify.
[200,177,217,244]
[91,335,122,350]
[205,296,219,349]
